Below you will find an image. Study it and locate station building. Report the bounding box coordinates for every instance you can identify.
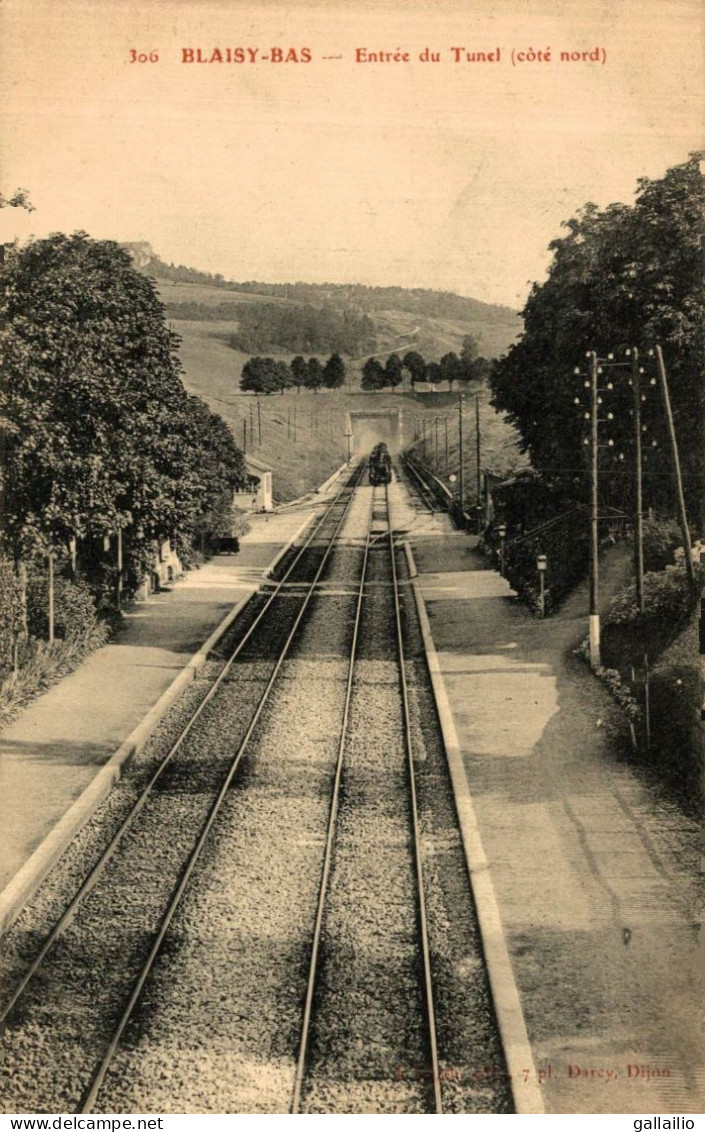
[233,455,274,512]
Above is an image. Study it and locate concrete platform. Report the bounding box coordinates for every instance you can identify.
[389,485,704,1115]
[0,489,340,897]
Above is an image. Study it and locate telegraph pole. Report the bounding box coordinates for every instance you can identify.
[588,350,601,667]
[243,419,247,453]
[631,348,645,614]
[257,398,262,446]
[444,416,449,473]
[655,345,695,589]
[458,393,465,516]
[48,551,55,646]
[475,393,482,532]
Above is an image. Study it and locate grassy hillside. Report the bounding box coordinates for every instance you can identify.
[406,382,527,507]
[139,258,525,500]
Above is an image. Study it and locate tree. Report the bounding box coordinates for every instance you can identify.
[181,396,247,540]
[305,356,323,392]
[0,233,247,601]
[460,334,480,368]
[361,357,385,391]
[290,354,308,391]
[385,353,403,391]
[440,351,464,390]
[490,153,705,524]
[323,351,346,389]
[468,356,492,383]
[241,356,289,394]
[0,189,34,212]
[402,350,427,384]
[425,361,442,385]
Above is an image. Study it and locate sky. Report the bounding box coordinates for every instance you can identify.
[1,0,703,308]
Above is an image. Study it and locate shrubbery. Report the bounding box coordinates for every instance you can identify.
[25,573,99,642]
[601,560,703,668]
[648,620,703,803]
[486,507,589,614]
[641,516,685,572]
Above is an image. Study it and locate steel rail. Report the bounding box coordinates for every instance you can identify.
[401,456,439,513]
[386,482,443,1114]
[78,461,367,1113]
[289,483,376,1114]
[0,462,365,1037]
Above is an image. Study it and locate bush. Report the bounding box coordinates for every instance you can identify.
[26,572,99,641]
[0,624,110,730]
[648,623,703,804]
[641,516,686,572]
[0,560,25,670]
[602,560,703,668]
[487,507,589,614]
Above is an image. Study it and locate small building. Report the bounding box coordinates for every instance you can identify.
[135,537,183,600]
[233,455,274,512]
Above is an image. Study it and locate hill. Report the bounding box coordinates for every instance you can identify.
[123,245,524,498]
[125,243,522,363]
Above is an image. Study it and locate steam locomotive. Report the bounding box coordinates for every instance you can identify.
[368,442,393,486]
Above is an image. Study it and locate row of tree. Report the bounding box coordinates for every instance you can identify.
[362,337,492,391]
[489,152,704,527]
[1,234,247,607]
[240,352,346,394]
[230,301,377,355]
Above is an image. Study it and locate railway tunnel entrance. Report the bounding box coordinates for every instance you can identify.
[348,408,404,455]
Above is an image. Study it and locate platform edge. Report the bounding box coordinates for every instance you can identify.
[403,538,546,1117]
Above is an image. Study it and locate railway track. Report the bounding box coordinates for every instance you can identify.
[0,468,510,1115]
[290,482,443,1113]
[397,455,441,513]
[0,462,366,1112]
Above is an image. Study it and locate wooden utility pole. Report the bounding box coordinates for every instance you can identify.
[631,348,645,615]
[444,416,449,473]
[475,394,482,531]
[48,551,55,647]
[458,394,465,515]
[588,350,601,668]
[655,345,696,588]
[257,398,262,446]
[243,419,247,453]
[434,416,439,465]
[117,526,123,612]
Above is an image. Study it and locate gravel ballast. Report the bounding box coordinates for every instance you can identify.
[0,476,511,1115]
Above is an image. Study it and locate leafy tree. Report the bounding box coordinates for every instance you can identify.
[402,350,427,384]
[0,189,34,212]
[230,301,376,355]
[290,354,308,391]
[362,357,385,391]
[440,351,464,390]
[305,357,324,392]
[460,334,480,368]
[490,153,705,525]
[323,351,346,389]
[385,353,404,391]
[468,356,492,383]
[425,361,443,385]
[241,356,289,394]
[0,233,246,609]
